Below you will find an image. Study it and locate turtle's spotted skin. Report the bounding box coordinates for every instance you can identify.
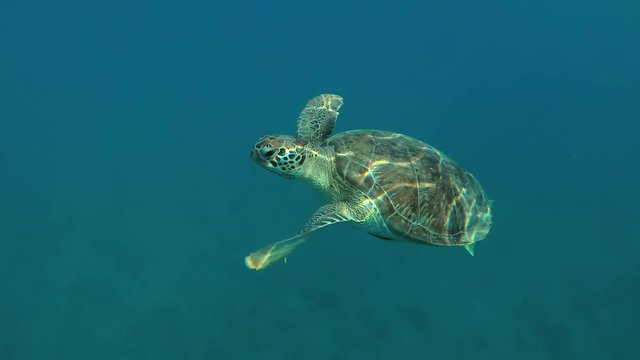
[327,130,491,246]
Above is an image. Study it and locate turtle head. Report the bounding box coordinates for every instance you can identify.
[252,135,309,178]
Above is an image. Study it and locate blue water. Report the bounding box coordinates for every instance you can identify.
[1,1,639,359]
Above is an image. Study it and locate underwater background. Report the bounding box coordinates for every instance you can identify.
[1,0,639,359]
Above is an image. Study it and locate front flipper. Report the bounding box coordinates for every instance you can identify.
[296,94,343,145]
[245,233,308,270]
[245,203,352,270]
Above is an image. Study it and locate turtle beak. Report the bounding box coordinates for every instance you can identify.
[251,147,272,167]
[251,148,263,163]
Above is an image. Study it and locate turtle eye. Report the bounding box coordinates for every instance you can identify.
[262,149,276,159]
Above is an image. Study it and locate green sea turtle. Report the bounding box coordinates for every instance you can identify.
[246,94,492,270]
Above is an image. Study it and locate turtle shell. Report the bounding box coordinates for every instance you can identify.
[326,130,492,246]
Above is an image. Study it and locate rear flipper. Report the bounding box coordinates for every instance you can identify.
[464,243,475,256]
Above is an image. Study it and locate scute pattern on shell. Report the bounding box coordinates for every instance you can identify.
[327,130,491,246]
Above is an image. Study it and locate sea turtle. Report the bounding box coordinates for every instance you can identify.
[245,94,492,270]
